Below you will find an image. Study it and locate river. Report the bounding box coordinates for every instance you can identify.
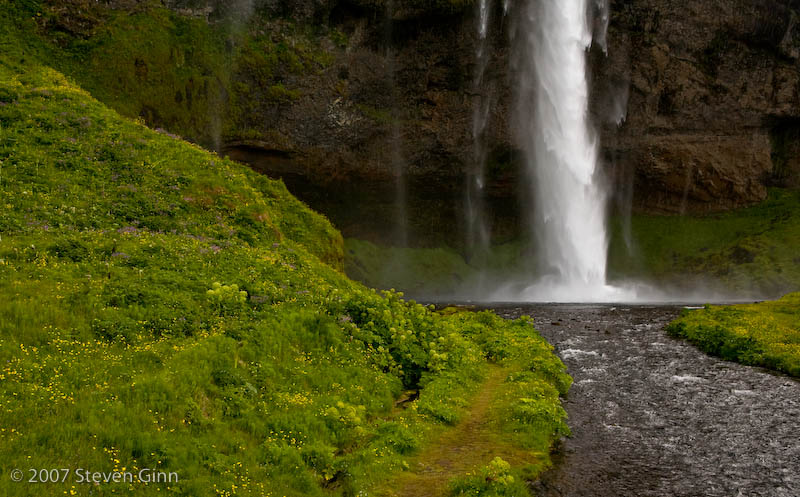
[489,304,799,497]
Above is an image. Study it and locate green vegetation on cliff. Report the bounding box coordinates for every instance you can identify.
[608,189,800,297]
[0,50,569,497]
[667,294,800,376]
[344,239,533,299]
[0,0,335,148]
[344,239,478,298]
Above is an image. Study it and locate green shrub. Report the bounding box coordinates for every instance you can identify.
[448,457,530,497]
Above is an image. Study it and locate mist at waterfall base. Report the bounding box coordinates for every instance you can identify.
[445,252,757,304]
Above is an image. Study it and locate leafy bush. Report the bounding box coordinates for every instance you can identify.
[448,457,530,497]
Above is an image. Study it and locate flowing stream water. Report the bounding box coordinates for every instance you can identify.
[489,304,800,497]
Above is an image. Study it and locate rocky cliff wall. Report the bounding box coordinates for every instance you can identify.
[36,0,800,246]
[223,0,800,245]
[222,0,520,247]
[598,0,800,214]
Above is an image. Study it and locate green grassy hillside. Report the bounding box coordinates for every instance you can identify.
[0,52,570,497]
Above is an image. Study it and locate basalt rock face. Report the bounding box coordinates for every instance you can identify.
[220,0,800,246]
[597,0,800,214]
[223,1,521,248]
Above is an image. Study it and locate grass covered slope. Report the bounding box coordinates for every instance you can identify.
[667,294,800,376]
[608,190,800,297]
[0,60,570,496]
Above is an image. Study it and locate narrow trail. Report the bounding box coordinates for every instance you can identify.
[385,365,538,497]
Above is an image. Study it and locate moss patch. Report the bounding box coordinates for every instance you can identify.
[608,189,800,297]
[344,238,532,298]
[0,0,335,148]
[345,239,478,297]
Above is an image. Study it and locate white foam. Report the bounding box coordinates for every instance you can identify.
[560,349,600,360]
[671,375,706,383]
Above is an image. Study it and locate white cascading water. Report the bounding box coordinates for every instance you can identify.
[496,0,630,302]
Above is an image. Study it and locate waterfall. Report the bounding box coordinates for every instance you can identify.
[500,0,627,301]
[384,0,409,247]
[465,0,494,262]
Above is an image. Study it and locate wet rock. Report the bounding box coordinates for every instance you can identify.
[597,0,800,214]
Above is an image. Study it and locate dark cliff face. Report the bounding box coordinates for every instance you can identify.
[225,1,521,248]
[42,0,800,246]
[597,0,800,214]
[219,0,800,247]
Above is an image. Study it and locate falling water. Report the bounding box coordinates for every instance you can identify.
[209,0,257,151]
[465,0,494,262]
[384,0,409,247]
[592,0,609,54]
[500,0,629,302]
